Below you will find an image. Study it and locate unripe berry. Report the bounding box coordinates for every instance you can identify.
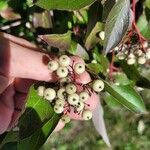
[92,80,104,92]
[56,67,68,78]
[76,101,84,112]
[66,84,77,94]
[128,53,135,59]
[118,53,125,60]
[79,91,89,102]
[138,56,146,64]
[74,63,85,74]
[135,50,143,57]
[59,55,70,67]
[37,86,45,97]
[99,31,105,40]
[127,58,136,65]
[60,77,71,84]
[57,88,67,99]
[55,99,65,107]
[48,60,59,71]
[67,93,79,105]
[61,115,71,124]
[44,88,56,102]
[82,110,92,120]
[54,105,64,114]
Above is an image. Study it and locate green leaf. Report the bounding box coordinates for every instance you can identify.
[17,113,60,150]
[104,81,146,113]
[145,0,150,9]
[85,22,104,50]
[103,0,131,54]
[0,0,8,11]
[137,14,150,39]
[39,31,72,51]
[18,85,54,139]
[120,60,150,89]
[93,48,109,74]
[0,132,18,149]
[35,0,96,10]
[17,85,61,149]
[86,63,103,74]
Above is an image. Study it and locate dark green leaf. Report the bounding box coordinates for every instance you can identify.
[87,63,103,74]
[39,31,72,51]
[17,113,60,150]
[103,0,131,54]
[85,22,104,50]
[18,85,54,139]
[104,81,146,113]
[35,0,96,10]
[120,60,150,89]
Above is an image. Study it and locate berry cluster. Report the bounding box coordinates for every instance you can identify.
[37,55,104,125]
[116,41,150,65]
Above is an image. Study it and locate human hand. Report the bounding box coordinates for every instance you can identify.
[0,32,99,134]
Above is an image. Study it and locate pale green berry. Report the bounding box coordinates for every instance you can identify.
[114,46,119,51]
[60,77,71,84]
[74,63,85,74]
[48,60,59,71]
[66,84,77,94]
[57,88,67,99]
[127,58,136,65]
[61,115,71,124]
[56,67,68,78]
[37,86,45,97]
[82,110,92,120]
[135,50,143,57]
[79,91,89,102]
[67,93,79,105]
[118,53,125,60]
[128,53,135,59]
[138,56,146,64]
[44,88,56,102]
[92,80,104,92]
[76,101,84,112]
[54,105,64,114]
[55,99,65,107]
[59,55,70,67]
[99,31,105,40]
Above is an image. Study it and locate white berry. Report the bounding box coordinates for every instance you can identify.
[55,99,65,107]
[61,115,71,124]
[56,67,68,78]
[138,56,146,64]
[127,58,136,65]
[44,88,56,102]
[128,53,135,59]
[99,31,105,40]
[67,93,79,105]
[66,84,77,94]
[48,60,59,71]
[76,101,84,112]
[143,41,148,48]
[79,91,89,102]
[60,77,71,84]
[82,110,92,120]
[92,80,104,92]
[59,55,70,67]
[118,53,125,60]
[37,86,45,97]
[57,88,67,99]
[74,63,85,74]
[54,105,64,114]
[135,50,143,57]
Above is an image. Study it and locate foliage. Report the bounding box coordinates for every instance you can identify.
[0,0,150,149]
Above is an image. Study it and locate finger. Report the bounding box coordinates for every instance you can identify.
[9,93,27,128]
[0,84,15,134]
[14,78,36,94]
[0,32,39,51]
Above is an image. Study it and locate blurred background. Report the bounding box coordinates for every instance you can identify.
[0,0,150,149]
